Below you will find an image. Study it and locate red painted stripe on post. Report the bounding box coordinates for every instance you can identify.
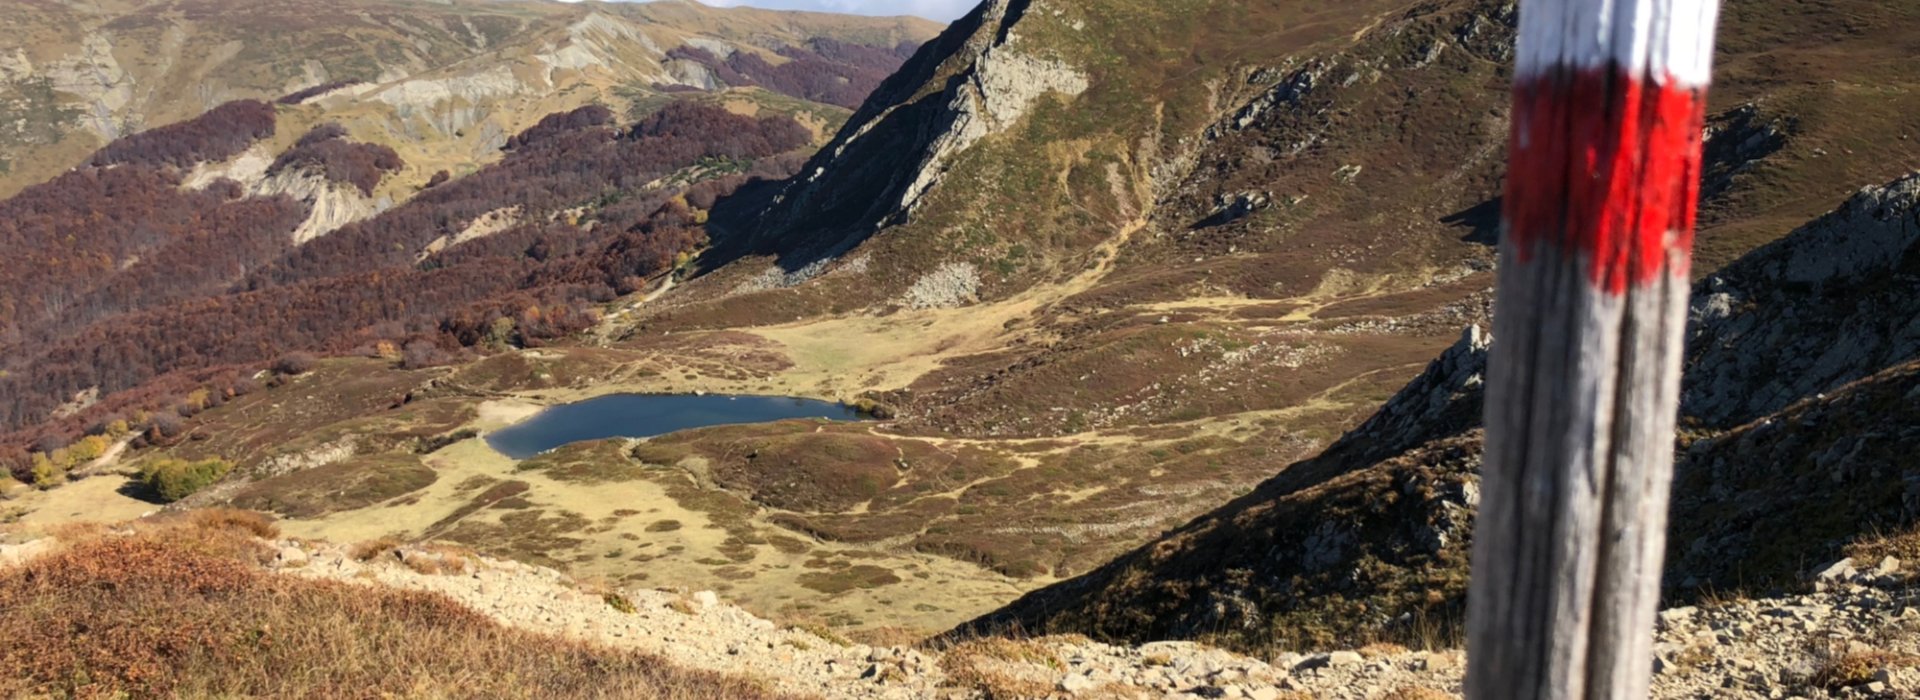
[1505,68,1709,294]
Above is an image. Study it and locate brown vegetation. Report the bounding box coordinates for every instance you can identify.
[267,123,403,195]
[0,514,792,699]
[0,100,814,457]
[85,100,276,170]
[666,38,919,109]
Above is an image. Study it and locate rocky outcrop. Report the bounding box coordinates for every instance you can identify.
[1324,325,1488,466]
[732,0,1087,264]
[183,145,275,190]
[1684,172,1920,427]
[948,330,1497,650]
[901,262,983,310]
[38,33,138,141]
[373,66,529,135]
[250,167,393,245]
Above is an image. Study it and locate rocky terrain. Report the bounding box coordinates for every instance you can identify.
[6,528,1917,700]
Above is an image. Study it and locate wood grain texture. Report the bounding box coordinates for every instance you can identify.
[1466,0,1718,697]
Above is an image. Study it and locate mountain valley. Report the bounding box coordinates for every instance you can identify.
[1,0,1918,697]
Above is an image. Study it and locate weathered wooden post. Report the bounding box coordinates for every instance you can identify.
[1466,0,1721,698]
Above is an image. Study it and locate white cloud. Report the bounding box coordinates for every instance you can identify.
[562,0,975,22]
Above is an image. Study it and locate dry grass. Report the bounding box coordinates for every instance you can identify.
[1811,649,1920,690]
[846,625,926,649]
[349,535,405,562]
[666,593,701,617]
[779,612,853,647]
[1358,642,1410,658]
[1845,524,1920,569]
[183,508,280,539]
[1805,628,1920,692]
[399,545,474,576]
[1380,687,1454,700]
[0,515,796,699]
[939,637,1066,699]
[1694,586,1753,610]
[1672,639,1716,672]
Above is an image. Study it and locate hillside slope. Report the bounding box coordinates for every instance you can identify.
[958,172,1920,652]
[0,0,940,198]
[0,0,942,450]
[6,513,1916,699]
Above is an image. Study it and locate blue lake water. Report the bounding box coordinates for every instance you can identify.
[484,394,864,459]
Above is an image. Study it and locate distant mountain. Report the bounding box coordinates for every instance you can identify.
[0,0,941,198]
[0,0,939,452]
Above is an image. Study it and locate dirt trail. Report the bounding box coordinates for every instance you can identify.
[736,216,1152,399]
[77,436,134,475]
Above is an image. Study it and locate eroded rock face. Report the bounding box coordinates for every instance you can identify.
[1667,358,1920,593]
[746,0,1088,260]
[891,45,1087,215]
[1685,172,1920,427]
[250,167,393,245]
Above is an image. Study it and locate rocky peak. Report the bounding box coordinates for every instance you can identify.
[736,0,1088,265]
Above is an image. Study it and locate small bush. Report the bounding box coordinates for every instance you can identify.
[1812,650,1919,690]
[186,509,280,540]
[400,340,452,370]
[150,413,188,439]
[667,595,699,616]
[351,536,406,562]
[138,458,234,502]
[604,592,637,614]
[30,454,62,489]
[272,352,319,376]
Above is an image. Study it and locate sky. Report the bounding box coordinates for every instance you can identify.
[558,0,975,22]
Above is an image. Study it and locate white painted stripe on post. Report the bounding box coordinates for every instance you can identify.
[1515,0,1720,85]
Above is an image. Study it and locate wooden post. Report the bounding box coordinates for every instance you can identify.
[1466,1,1721,699]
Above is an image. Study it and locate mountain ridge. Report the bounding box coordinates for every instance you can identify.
[0,0,941,197]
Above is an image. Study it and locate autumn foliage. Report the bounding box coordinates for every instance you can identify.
[267,123,403,195]
[0,99,815,460]
[86,100,276,169]
[666,38,920,109]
